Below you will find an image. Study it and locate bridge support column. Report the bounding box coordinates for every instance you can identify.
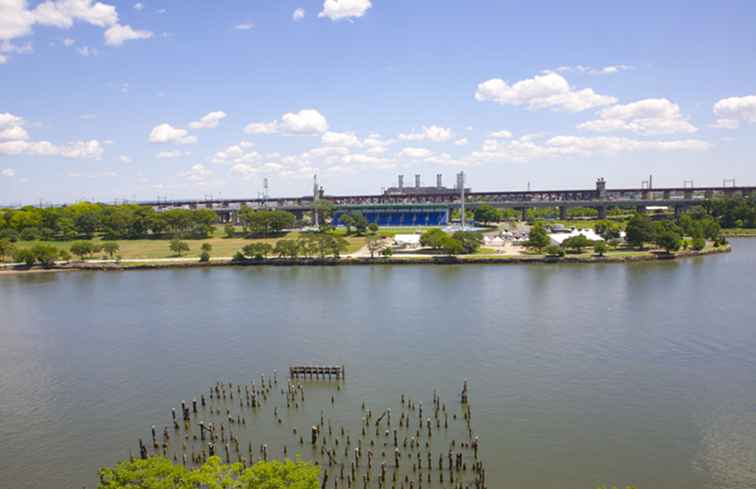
[559,206,567,220]
[596,206,607,219]
[520,207,528,222]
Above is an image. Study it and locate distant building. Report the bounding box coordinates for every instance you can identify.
[383,174,470,195]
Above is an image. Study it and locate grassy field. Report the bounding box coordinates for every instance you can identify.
[721,228,756,237]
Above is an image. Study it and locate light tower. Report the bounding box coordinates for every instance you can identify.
[457,171,466,229]
[312,175,319,228]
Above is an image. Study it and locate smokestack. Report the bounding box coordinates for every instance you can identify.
[415,174,421,188]
[398,174,404,189]
[436,174,442,188]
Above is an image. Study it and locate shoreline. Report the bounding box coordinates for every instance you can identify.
[0,245,732,275]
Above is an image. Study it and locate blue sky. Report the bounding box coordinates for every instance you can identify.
[1,0,755,205]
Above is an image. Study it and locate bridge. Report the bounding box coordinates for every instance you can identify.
[143,177,755,225]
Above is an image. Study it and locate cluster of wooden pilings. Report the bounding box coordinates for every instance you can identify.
[132,368,487,489]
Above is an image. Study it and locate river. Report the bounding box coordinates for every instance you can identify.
[1,239,755,489]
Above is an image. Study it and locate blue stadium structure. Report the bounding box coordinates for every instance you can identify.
[332,207,450,227]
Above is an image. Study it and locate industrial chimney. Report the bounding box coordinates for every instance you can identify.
[415,174,421,188]
[398,174,404,190]
[436,174,443,188]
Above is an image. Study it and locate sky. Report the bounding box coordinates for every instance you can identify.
[1,0,755,205]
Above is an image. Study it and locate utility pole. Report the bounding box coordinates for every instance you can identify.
[313,175,319,228]
[457,171,466,229]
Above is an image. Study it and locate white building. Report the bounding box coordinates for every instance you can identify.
[548,228,604,246]
[394,234,421,248]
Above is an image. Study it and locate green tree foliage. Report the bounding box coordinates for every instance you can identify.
[58,249,72,262]
[625,213,656,249]
[473,204,499,224]
[545,244,565,257]
[224,224,236,238]
[440,236,465,255]
[526,222,550,250]
[241,243,274,260]
[339,213,354,234]
[593,240,608,257]
[419,228,448,250]
[655,229,682,254]
[98,456,320,489]
[14,248,36,266]
[170,239,190,257]
[704,195,756,228]
[450,231,483,254]
[0,238,15,262]
[595,220,622,240]
[691,237,706,251]
[102,241,120,259]
[367,223,379,234]
[339,212,369,235]
[561,234,593,253]
[30,244,59,267]
[313,200,336,230]
[239,209,296,237]
[199,243,213,262]
[274,239,300,259]
[70,241,98,260]
[566,207,599,218]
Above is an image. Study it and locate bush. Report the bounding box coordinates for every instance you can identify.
[545,244,565,257]
[691,237,706,251]
[31,244,59,268]
[199,251,211,262]
[14,248,36,266]
[19,227,41,241]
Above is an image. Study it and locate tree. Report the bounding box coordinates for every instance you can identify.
[313,200,336,230]
[545,244,565,257]
[691,237,706,251]
[366,235,384,258]
[58,249,72,262]
[31,244,59,268]
[224,224,236,238]
[593,240,608,257]
[473,204,499,224]
[595,220,621,240]
[242,242,273,260]
[274,239,300,259]
[655,229,682,254]
[451,231,483,254]
[625,213,656,249]
[70,241,97,260]
[170,239,190,257]
[199,243,212,262]
[440,236,465,255]
[0,238,15,262]
[562,234,593,253]
[420,228,447,250]
[526,223,550,251]
[351,211,368,235]
[340,214,355,234]
[97,455,320,489]
[14,248,36,266]
[381,247,393,257]
[102,241,120,259]
[367,223,379,235]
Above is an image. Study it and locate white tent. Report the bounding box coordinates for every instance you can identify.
[394,234,421,248]
[548,228,604,245]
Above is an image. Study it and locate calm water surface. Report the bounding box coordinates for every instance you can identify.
[1,240,755,489]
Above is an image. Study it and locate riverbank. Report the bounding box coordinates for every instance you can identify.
[0,244,731,274]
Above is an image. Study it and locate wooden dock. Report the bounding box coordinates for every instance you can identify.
[289,365,345,380]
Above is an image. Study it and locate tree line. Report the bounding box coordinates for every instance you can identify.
[0,203,218,242]
[232,233,351,261]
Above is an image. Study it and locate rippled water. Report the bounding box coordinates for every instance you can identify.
[1,240,755,489]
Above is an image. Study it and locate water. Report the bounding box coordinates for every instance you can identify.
[1,240,755,489]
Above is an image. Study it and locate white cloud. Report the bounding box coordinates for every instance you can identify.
[471,134,708,163]
[180,163,212,182]
[318,0,372,20]
[321,131,360,147]
[712,95,756,129]
[244,120,279,134]
[0,125,29,140]
[33,0,118,29]
[0,139,104,159]
[0,1,36,41]
[62,37,75,46]
[555,65,633,76]
[0,112,23,127]
[280,109,328,134]
[475,72,617,112]
[488,130,512,139]
[399,125,452,142]
[230,163,257,179]
[234,23,255,30]
[133,2,143,11]
[0,54,6,64]
[104,24,152,46]
[1,168,15,177]
[148,123,197,144]
[579,98,698,135]
[156,149,189,159]
[292,8,305,21]
[453,138,468,146]
[188,111,226,129]
[77,45,97,56]
[119,154,131,163]
[399,147,432,159]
